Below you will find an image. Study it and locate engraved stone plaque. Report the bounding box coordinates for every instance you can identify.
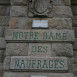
[10,56,68,71]
[32,20,48,28]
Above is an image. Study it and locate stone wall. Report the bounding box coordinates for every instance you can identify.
[0,0,76,77]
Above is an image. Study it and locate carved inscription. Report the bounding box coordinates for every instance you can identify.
[10,57,68,71]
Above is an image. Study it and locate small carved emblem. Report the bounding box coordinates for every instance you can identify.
[28,0,53,17]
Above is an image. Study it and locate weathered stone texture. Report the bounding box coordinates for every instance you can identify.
[0,63,3,77]
[53,0,71,6]
[9,18,72,29]
[28,43,51,57]
[0,16,9,26]
[0,26,4,37]
[6,43,28,56]
[4,72,74,77]
[5,29,75,42]
[11,0,27,6]
[0,50,4,63]
[52,43,73,57]
[3,57,10,71]
[53,6,72,18]
[0,6,10,16]
[73,39,77,50]
[0,38,6,49]
[10,6,27,17]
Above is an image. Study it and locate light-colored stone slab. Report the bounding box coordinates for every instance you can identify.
[52,43,73,57]
[28,43,51,57]
[11,0,27,6]
[10,6,27,17]
[10,56,68,71]
[0,38,6,49]
[32,20,48,28]
[5,29,75,42]
[9,18,72,29]
[6,43,28,56]
[4,72,73,77]
[0,16,9,26]
[53,6,72,18]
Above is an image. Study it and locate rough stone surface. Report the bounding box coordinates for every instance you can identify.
[4,72,74,77]
[52,43,73,57]
[10,6,27,17]
[6,43,28,56]
[53,6,72,18]
[11,0,27,6]
[10,56,68,71]
[9,18,72,29]
[5,29,75,42]
[73,39,77,50]
[0,16,9,26]
[3,56,10,71]
[0,26,4,37]
[53,0,71,6]
[28,43,51,57]
[0,37,6,49]
[0,50,4,63]
[75,27,77,38]
[0,6,10,16]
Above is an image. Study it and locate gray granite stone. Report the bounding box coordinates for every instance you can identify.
[53,6,72,18]
[9,18,72,29]
[3,56,10,71]
[4,72,74,77]
[5,29,75,43]
[11,0,27,6]
[28,43,51,57]
[0,37,6,49]
[0,50,4,63]
[10,56,68,71]
[10,6,27,17]
[0,16,9,26]
[52,43,73,57]
[6,43,28,56]
[53,0,71,6]
[0,6,10,16]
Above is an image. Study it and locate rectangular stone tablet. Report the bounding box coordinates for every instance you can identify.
[5,29,75,42]
[28,43,51,57]
[32,20,48,28]
[10,56,68,71]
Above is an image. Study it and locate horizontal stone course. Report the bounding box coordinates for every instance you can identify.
[10,6,72,18]
[9,18,72,29]
[52,43,73,57]
[11,0,71,6]
[10,56,68,71]
[6,43,28,56]
[5,29,75,43]
[4,72,74,77]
